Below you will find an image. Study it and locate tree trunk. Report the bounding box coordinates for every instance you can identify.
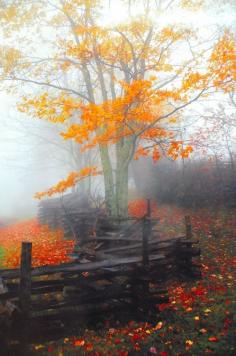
[116,163,129,217]
[115,138,134,217]
[99,144,117,216]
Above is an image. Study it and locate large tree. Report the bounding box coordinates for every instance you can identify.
[0,0,235,216]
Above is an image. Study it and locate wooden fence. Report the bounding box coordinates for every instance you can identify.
[0,212,201,347]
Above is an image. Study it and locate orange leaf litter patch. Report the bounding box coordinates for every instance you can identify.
[0,219,75,268]
[128,199,158,218]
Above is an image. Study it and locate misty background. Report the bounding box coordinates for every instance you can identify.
[0,0,235,221]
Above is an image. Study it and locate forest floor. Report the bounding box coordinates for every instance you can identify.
[0,205,236,355]
[0,246,4,268]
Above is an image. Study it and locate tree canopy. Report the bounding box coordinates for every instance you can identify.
[0,0,235,216]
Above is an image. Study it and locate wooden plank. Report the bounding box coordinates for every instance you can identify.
[0,237,198,280]
[179,247,201,257]
[0,268,20,278]
[30,253,165,276]
[31,301,132,322]
[7,279,105,296]
[80,236,143,243]
[4,268,169,298]
[142,217,150,266]
[0,235,195,279]
[101,239,177,254]
[102,242,177,258]
[0,251,172,280]
[32,285,131,312]
[180,239,199,245]
[0,290,19,301]
[5,262,173,294]
[101,216,141,221]
[31,291,169,314]
[18,242,32,353]
[185,215,193,239]
[19,242,32,318]
[141,199,151,296]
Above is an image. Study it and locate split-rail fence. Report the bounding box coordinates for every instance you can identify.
[0,204,201,350]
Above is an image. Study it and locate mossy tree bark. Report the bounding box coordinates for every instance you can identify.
[99,144,117,216]
[115,137,135,217]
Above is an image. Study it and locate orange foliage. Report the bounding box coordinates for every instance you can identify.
[22,76,194,173]
[35,166,101,199]
[0,220,75,268]
[2,0,235,201]
[128,199,158,218]
[133,146,150,160]
[210,30,236,92]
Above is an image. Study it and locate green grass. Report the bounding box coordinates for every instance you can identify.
[0,246,4,268]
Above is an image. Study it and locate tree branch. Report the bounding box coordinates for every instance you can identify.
[7,76,90,101]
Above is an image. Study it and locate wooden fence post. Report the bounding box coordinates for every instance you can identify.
[18,242,32,353]
[184,216,194,275]
[185,215,192,239]
[142,199,151,266]
[19,242,32,318]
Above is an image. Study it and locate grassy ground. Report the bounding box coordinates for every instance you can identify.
[0,246,4,268]
[28,206,236,355]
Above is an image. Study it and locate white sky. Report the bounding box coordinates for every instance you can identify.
[103,1,235,27]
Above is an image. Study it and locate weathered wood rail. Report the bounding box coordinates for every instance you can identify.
[37,192,99,237]
[0,211,201,348]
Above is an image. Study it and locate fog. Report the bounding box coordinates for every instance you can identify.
[0,0,235,222]
[0,93,64,220]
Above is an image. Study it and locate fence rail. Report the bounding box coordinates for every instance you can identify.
[0,210,201,348]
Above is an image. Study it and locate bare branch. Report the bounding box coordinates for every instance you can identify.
[137,88,207,138]
[7,76,90,101]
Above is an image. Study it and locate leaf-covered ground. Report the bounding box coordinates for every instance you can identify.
[0,219,75,268]
[27,206,235,355]
[0,206,235,355]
